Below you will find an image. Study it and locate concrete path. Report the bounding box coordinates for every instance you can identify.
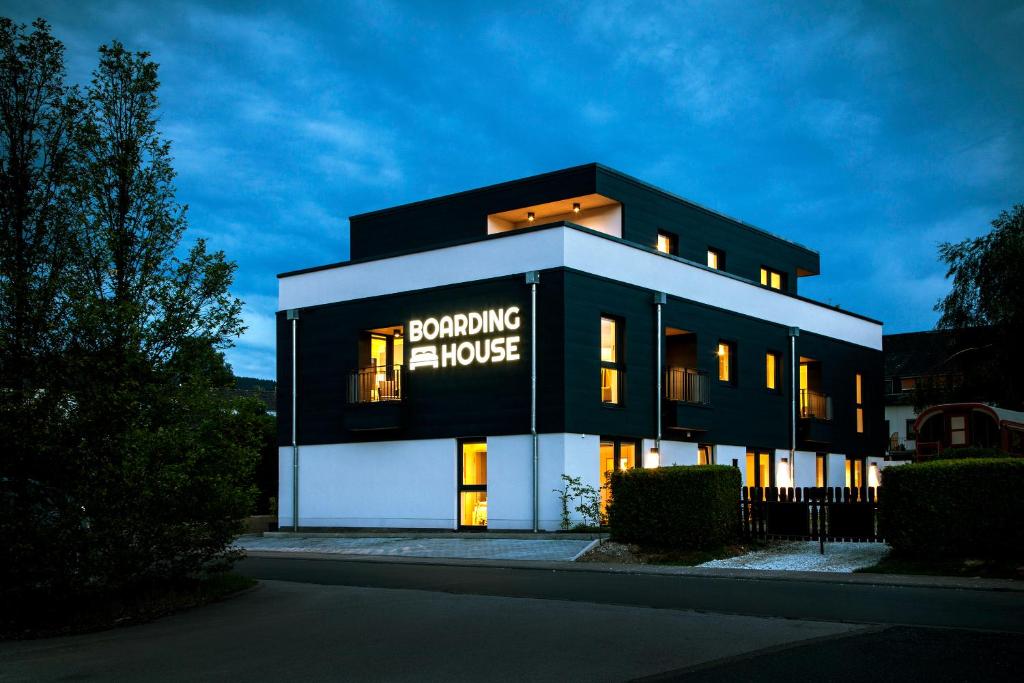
[236,534,594,561]
[0,580,864,682]
[699,541,889,572]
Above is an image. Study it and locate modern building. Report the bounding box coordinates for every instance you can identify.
[276,164,886,531]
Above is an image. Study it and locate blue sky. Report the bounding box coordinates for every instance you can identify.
[8,1,1023,379]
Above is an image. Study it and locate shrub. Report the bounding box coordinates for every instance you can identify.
[934,446,1008,460]
[881,458,1024,558]
[608,465,740,549]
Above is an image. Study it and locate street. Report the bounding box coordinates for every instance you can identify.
[0,556,1021,681]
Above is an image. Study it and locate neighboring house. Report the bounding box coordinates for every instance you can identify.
[276,163,885,531]
[913,403,1024,457]
[883,328,993,456]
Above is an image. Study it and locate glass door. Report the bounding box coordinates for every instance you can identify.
[599,438,637,519]
[458,441,487,529]
[745,449,774,488]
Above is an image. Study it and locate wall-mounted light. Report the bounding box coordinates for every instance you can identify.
[527,211,535,222]
[646,448,660,469]
[573,202,581,215]
[777,457,793,489]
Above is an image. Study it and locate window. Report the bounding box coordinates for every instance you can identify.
[351,325,404,403]
[949,415,967,446]
[697,444,713,465]
[845,457,864,489]
[855,373,864,434]
[600,317,622,404]
[717,341,735,383]
[656,231,677,255]
[458,441,488,528]
[760,267,785,291]
[815,453,827,487]
[745,449,773,488]
[765,351,781,391]
[906,418,917,441]
[707,248,724,270]
[900,377,916,392]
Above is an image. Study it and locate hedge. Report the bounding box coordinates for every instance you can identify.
[881,458,1024,558]
[608,465,740,549]
[934,446,1009,460]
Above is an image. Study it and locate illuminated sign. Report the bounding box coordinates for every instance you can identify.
[408,306,521,370]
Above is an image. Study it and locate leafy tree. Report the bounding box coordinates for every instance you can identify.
[2,23,259,598]
[935,204,1024,409]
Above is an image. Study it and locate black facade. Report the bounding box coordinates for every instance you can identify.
[345,164,819,296]
[277,265,884,457]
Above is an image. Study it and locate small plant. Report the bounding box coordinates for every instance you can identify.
[553,475,603,530]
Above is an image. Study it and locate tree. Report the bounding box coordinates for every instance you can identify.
[2,23,259,599]
[935,204,1024,409]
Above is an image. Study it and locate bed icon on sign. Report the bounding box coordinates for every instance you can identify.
[408,346,439,370]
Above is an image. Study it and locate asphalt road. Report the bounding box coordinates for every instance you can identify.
[236,555,1024,632]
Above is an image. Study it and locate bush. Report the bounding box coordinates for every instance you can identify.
[609,465,740,549]
[881,458,1024,558]
[934,446,1009,460]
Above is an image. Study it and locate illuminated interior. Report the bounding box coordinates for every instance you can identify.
[459,442,488,527]
[855,372,864,433]
[600,317,620,404]
[845,457,863,488]
[356,325,404,402]
[760,267,784,290]
[717,341,732,382]
[487,194,622,237]
[656,231,676,254]
[707,248,723,270]
[697,444,713,465]
[745,449,772,488]
[600,440,636,517]
[815,453,826,487]
[765,351,778,390]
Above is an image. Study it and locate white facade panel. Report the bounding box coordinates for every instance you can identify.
[277,439,457,529]
[486,435,533,530]
[793,450,819,488]
[885,404,918,450]
[657,440,699,466]
[826,453,847,488]
[716,445,748,483]
[279,226,882,350]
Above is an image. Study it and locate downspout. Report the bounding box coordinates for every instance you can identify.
[655,293,666,458]
[789,327,800,484]
[526,271,540,532]
[288,308,300,532]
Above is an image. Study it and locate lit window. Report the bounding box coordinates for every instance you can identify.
[900,377,916,391]
[815,453,827,487]
[766,351,780,390]
[600,317,622,404]
[760,267,784,290]
[745,449,773,488]
[855,372,864,434]
[717,341,734,383]
[656,231,676,255]
[845,457,864,488]
[459,441,488,527]
[707,248,723,270]
[698,444,713,465]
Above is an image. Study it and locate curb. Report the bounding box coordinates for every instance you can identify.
[241,550,1024,592]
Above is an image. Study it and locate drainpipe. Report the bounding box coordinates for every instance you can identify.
[526,271,540,532]
[287,308,300,532]
[654,293,666,458]
[789,327,800,484]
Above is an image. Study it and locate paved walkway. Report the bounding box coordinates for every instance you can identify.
[699,541,889,572]
[236,534,594,561]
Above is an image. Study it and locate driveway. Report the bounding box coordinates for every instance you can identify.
[236,534,595,561]
[699,541,889,572]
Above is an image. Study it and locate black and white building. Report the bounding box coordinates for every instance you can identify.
[277,164,886,530]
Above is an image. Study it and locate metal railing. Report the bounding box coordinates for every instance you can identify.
[664,367,710,405]
[799,389,832,420]
[347,364,404,403]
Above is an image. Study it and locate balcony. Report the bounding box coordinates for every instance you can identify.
[664,367,710,405]
[799,389,832,421]
[798,388,832,445]
[663,367,711,434]
[345,365,405,431]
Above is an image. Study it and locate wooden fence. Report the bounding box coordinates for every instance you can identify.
[740,486,882,543]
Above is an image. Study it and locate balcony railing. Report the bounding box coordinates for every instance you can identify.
[664,367,710,405]
[347,364,404,403]
[799,389,832,420]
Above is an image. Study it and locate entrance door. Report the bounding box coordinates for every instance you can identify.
[600,438,637,518]
[745,449,774,488]
[458,441,487,529]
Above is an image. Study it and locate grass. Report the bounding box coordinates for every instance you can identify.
[855,555,1024,580]
[2,572,257,640]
